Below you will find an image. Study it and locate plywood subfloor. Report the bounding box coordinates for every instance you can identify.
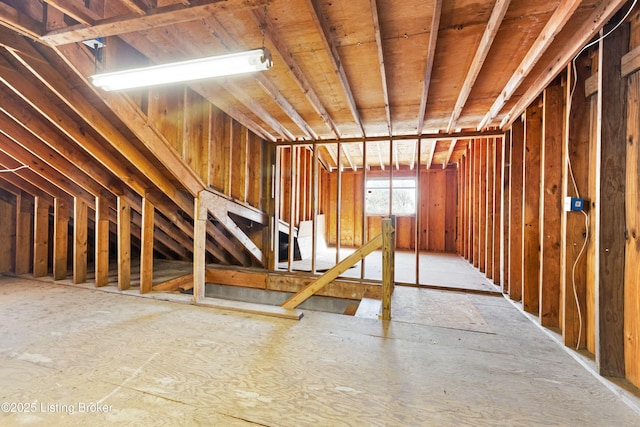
[281,249,499,293]
[1,276,639,426]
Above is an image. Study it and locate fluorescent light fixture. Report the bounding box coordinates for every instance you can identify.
[90,48,272,91]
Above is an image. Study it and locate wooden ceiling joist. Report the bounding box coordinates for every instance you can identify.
[204,14,316,140]
[308,0,365,137]
[40,0,272,46]
[417,0,442,134]
[502,0,632,129]
[478,0,582,130]
[249,8,341,139]
[443,139,458,169]
[43,0,101,26]
[370,0,391,137]
[447,0,511,133]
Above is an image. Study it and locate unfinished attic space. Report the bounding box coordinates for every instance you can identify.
[1,0,640,424]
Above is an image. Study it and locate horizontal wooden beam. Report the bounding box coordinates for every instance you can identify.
[40,0,271,46]
[276,129,506,146]
[198,297,303,320]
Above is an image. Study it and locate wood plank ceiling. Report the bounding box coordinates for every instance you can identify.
[0,0,624,172]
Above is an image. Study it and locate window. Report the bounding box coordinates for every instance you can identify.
[365,178,416,216]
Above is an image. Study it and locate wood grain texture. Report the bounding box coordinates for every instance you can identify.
[509,120,524,302]
[596,20,628,378]
[625,71,640,388]
[33,196,50,278]
[522,102,542,314]
[540,84,564,328]
[73,198,87,284]
[0,277,638,425]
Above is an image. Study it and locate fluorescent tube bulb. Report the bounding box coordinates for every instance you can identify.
[91,48,272,91]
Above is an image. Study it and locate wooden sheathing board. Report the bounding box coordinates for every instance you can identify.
[540,82,564,329]
[0,191,16,273]
[502,132,511,293]
[625,9,640,390]
[562,54,591,350]
[492,137,503,286]
[522,100,542,314]
[321,167,456,251]
[596,17,627,378]
[509,120,524,302]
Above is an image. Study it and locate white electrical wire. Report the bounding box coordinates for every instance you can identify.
[566,0,637,350]
[0,165,29,173]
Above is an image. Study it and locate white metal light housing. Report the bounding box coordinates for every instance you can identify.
[90,48,272,91]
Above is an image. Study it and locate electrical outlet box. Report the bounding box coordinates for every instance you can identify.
[564,197,584,212]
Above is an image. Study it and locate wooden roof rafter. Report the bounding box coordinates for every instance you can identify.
[478,0,582,130]
[370,0,391,136]
[417,0,442,134]
[446,0,511,133]
[501,0,632,129]
[43,0,102,26]
[40,0,272,45]
[308,0,365,137]
[425,140,436,169]
[249,8,340,139]
[202,14,315,140]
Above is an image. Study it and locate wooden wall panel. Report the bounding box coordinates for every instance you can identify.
[562,55,591,350]
[509,119,524,301]
[479,139,487,273]
[53,197,69,281]
[183,88,209,182]
[15,194,33,275]
[625,69,640,390]
[444,169,457,252]
[321,167,455,252]
[230,122,248,202]
[523,101,542,314]
[493,137,503,285]
[209,107,229,193]
[625,12,640,390]
[33,196,50,278]
[540,83,564,328]
[246,133,263,209]
[73,198,87,284]
[502,132,511,293]
[473,140,480,267]
[596,19,628,378]
[0,196,15,273]
[148,86,184,154]
[486,138,495,279]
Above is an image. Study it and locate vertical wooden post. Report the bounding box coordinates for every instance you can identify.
[73,197,87,284]
[502,132,511,293]
[625,68,640,389]
[509,118,524,301]
[522,100,543,313]
[486,137,495,279]
[381,216,395,321]
[336,143,342,264]
[140,197,154,294]
[595,21,628,377]
[117,196,131,290]
[479,139,487,273]
[289,144,297,270]
[95,194,110,287]
[493,137,503,285]
[33,196,50,278]
[472,139,480,268]
[193,191,208,302]
[540,83,564,327]
[53,198,69,280]
[466,143,472,262]
[15,194,32,275]
[562,58,591,349]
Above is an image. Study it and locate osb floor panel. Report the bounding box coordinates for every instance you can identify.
[1,277,639,426]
